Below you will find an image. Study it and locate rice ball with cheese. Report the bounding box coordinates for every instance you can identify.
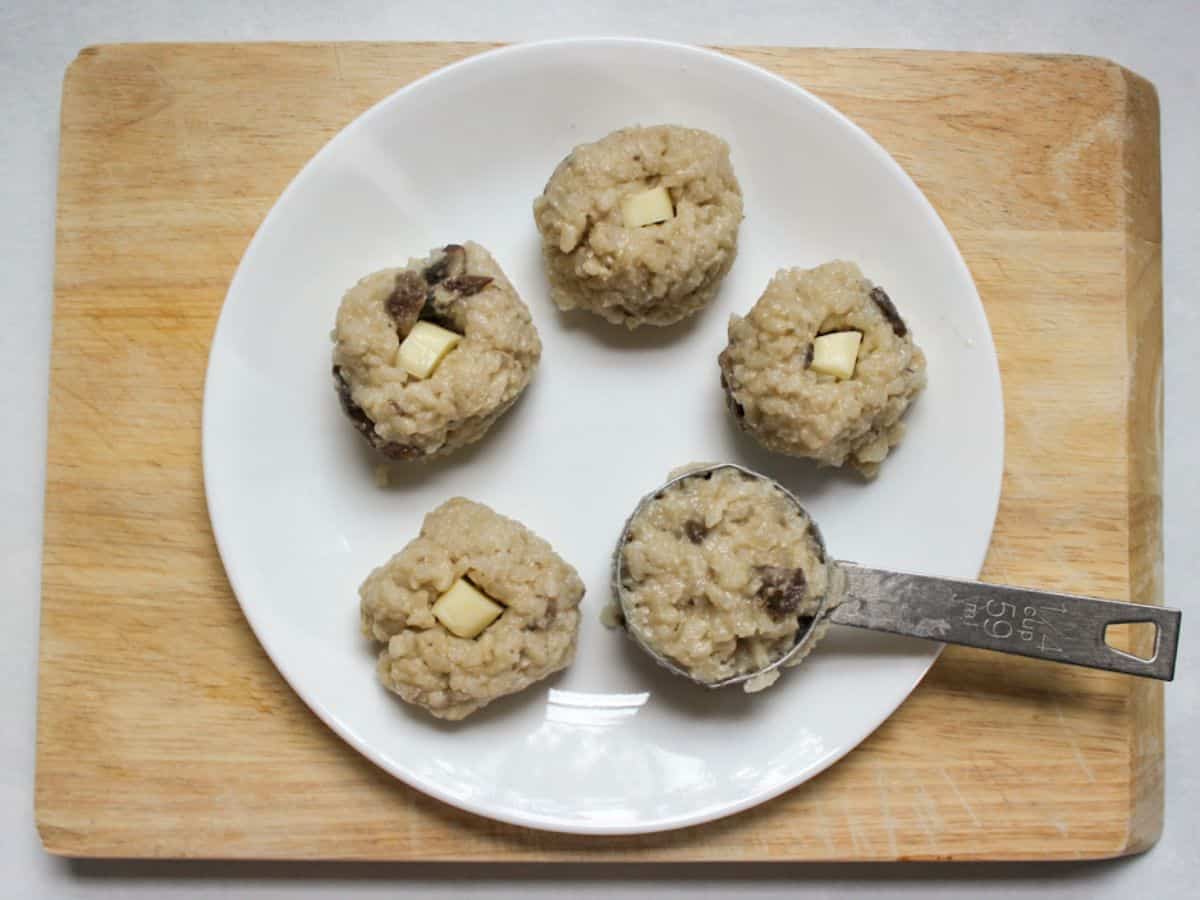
[719,261,927,476]
[360,498,585,720]
[331,242,541,461]
[532,125,743,328]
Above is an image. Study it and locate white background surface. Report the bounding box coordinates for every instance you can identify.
[1,0,1195,896]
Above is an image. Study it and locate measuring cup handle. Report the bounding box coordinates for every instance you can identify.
[828,563,1181,681]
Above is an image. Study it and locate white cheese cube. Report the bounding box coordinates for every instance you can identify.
[397,321,461,379]
[810,331,863,380]
[432,579,504,639]
[620,186,674,228]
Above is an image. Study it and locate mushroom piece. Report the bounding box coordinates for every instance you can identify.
[384,270,428,337]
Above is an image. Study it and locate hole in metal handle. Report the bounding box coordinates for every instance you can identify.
[1103,620,1159,663]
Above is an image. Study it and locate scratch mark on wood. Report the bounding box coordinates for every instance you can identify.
[840,793,872,856]
[1055,700,1097,784]
[874,764,899,858]
[939,766,981,827]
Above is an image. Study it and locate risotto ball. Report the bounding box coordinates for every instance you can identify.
[719,261,927,476]
[360,498,584,720]
[533,125,743,328]
[331,242,540,461]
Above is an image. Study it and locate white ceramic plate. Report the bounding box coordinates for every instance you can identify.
[203,38,1003,835]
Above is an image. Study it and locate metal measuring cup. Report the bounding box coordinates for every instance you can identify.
[612,463,1180,687]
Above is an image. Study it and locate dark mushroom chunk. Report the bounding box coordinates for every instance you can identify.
[384,270,427,337]
[730,396,745,418]
[682,519,708,544]
[333,365,422,459]
[804,343,815,368]
[420,247,492,328]
[333,365,377,441]
[419,294,458,329]
[718,354,746,419]
[755,565,809,621]
[422,243,467,285]
[869,286,908,338]
[419,301,457,330]
[377,440,423,460]
[442,274,494,297]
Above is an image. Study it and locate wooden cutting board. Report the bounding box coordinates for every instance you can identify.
[36,42,1163,861]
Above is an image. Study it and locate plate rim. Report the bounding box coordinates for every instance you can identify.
[201,36,1005,835]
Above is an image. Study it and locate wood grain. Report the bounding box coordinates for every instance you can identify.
[36,42,1163,861]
